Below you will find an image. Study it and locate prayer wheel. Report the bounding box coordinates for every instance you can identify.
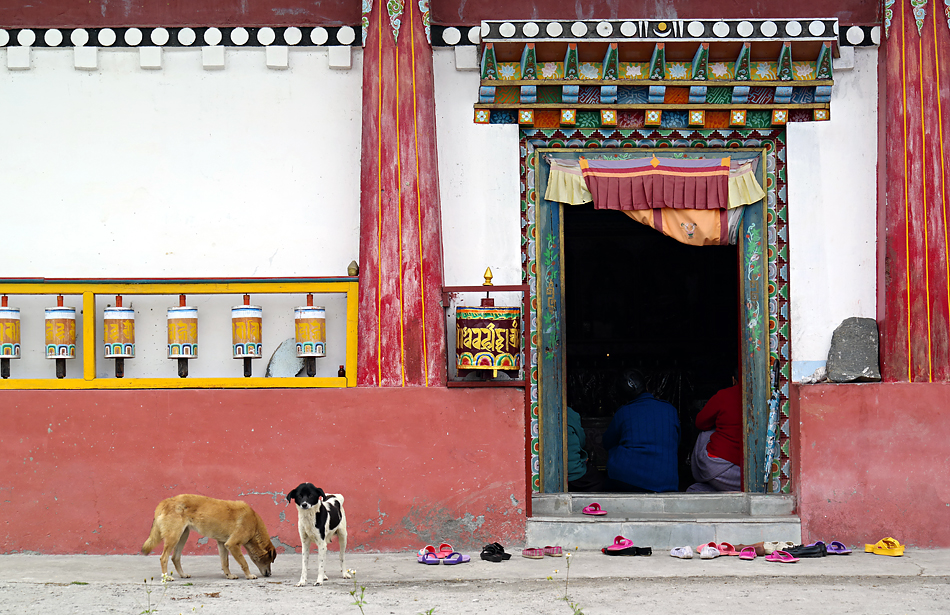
[232,298,262,377]
[167,301,198,378]
[167,306,198,359]
[103,306,135,359]
[0,298,20,379]
[295,304,326,378]
[46,301,76,379]
[455,305,521,378]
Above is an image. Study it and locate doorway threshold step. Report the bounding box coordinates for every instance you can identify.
[527,493,800,550]
[532,492,796,516]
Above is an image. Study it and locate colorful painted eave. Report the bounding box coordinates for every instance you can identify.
[474,18,873,129]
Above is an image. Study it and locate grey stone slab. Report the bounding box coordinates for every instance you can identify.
[827,316,881,382]
[749,494,795,516]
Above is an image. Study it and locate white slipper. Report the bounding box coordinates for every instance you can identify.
[670,546,694,559]
[700,546,721,559]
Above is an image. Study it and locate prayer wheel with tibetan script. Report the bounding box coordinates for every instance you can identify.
[0,300,20,379]
[455,305,521,378]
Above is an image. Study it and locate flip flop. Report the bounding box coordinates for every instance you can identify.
[543,546,563,557]
[865,537,905,557]
[696,541,718,553]
[602,545,652,556]
[417,545,437,557]
[739,547,757,560]
[605,536,634,552]
[763,541,795,555]
[582,502,607,516]
[522,547,544,559]
[480,545,503,562]
[765,550,799,563]
[717,542,739,556]
[442,552,471,565]
[417,552,440,565]
[436,542,455,558]
[827,541,852,555]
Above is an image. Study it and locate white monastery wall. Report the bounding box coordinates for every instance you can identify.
[0,45,362,378]
[786,47,878,382]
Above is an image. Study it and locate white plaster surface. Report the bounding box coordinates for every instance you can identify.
[0,47,362,378]
[434,48,521,292]
[786,47,878,380]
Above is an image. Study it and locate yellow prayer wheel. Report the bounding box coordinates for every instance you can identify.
[455,306,521,378]
[294,306,327,357]
[45,306,76,359]
[0,305,20,359]
[232,305,263,358]
[167,306,198,358]
[103,307,135,358]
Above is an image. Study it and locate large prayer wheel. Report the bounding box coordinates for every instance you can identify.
[0,305,20,359]
[45,306,76,358]
[455,306,521,378]
[167,306,198,358]
[103,306,135,358]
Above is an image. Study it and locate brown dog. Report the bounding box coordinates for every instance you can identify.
[141,494,277,580]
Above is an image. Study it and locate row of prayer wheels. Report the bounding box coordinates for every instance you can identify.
[0,294,328,379]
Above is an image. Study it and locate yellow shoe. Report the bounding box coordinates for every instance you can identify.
[864,537,905,556]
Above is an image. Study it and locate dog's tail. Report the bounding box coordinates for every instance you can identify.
[141,519,161,555]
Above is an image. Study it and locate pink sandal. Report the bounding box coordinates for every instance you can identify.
[739,546,757,560]
[582,502,607,516]
[717,542,739,556]
[765,549,800,563]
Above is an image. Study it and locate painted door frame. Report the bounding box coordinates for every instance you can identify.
[534,147,770,493]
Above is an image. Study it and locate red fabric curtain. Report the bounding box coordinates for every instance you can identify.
[580,155,730,210]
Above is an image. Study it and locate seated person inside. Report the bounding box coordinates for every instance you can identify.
[566,406,609,492]
[687,370,743,492]
[602,369,680,493]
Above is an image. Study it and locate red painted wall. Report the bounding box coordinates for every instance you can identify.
[0,388,526,555]
[0,0,878,28]
[792,383,950,548]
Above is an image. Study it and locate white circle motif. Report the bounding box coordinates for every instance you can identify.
[0,30,8,46]
[785,21,803,37]
[442,27,461,45]
[178,28,196,46]
[467,26,480,44]
[204,27,222,46]
[45,29,64,47]
[336,26,356,45]
[257,27,276,45]
[596,21,612,37]
[17,29,35,46]
[546,22,563,37]
[760,21,778,37]
[97,28,116,47]
[571,22,588,37]
[151,28,170,46]
[311,27,329,45]
[284,27,302,45]
[522,23,539,38]
[499,22,516,38]
[737,21,754,37]
[712,21,730,37]
[809,20,826,37]
[71,29,89,46]
[870,26,881,46]
[231,27,249,45]
[124,28,143,46]
[687,21,705,37]
[846,26,864,45]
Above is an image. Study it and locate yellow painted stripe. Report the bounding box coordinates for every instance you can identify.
[82,291,96,380]
[346,281,359,387]
[376,3,384,385]
[901,3,913,381]
[0,377,348,390]
[395,15,407,387]
[409,1,430,386]
[918,33,933,381]
[936,4,950,351]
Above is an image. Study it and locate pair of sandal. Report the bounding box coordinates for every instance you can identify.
[418,551,471,565]
[522,546,563,559]
[865,537,904,557]
[417,543,455,559]
[480,542,513,562]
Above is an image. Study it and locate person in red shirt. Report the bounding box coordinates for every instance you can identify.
[687,372,743,492]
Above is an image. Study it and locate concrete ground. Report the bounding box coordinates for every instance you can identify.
[1,548,948,615]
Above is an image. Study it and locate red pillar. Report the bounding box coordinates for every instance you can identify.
[882,3,950,382]
[357,0,447,387]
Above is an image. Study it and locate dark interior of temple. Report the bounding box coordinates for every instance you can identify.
[563,204,740,491]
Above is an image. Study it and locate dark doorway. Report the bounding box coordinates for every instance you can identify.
[563,204,740,492]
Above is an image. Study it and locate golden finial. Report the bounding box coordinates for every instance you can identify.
[483,267,494,286]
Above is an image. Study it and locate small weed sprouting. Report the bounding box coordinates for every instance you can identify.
[138,573,172,615]
[547,548,584,615]
[348,569,367,615]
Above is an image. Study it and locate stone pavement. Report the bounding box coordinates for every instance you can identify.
[1,549,948,614]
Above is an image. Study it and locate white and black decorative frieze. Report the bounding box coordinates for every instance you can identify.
[0,26,360,48]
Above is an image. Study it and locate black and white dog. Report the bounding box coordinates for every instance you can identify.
[286,482,350,587]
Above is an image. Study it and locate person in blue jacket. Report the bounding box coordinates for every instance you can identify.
[602,369,680,493]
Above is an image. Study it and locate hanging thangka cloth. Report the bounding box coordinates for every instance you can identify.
[728,160,766,209]
[579,155,731,210]
[622,207,746,246]
[544,157,592,205]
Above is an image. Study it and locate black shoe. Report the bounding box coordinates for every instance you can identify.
[786,543,827,558]
[480,543,503,562]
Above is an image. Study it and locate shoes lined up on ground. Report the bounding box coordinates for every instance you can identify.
[582,502,607,516]
[670,546,693,559]
[699,545,720,559]
[786,542,827,558]
[418,551,470,565]
[521,545,563,559]
[765,550,799,563]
